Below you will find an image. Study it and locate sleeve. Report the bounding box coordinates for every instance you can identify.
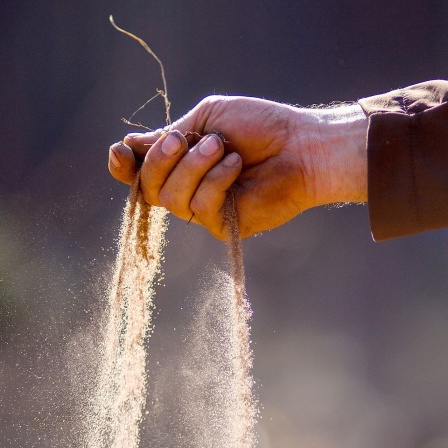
[358,80,448,241]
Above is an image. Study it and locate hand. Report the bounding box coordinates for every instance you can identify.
[109,96,368,239]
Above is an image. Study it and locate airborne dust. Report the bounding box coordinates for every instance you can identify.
[84,175,256,447]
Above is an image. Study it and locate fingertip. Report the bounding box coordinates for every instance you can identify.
[196,134,224,157]
[109,144,122,168]
[222,152,241,168]
[109,141,132,164]
[159,129,188,157]
[124,130,165,158]
[123,133,143,146]
[108,141,137,185]
[170,129,189,148]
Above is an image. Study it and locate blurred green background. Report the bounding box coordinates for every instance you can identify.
[1,1,448,447]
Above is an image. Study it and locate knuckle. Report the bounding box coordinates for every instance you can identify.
[203,167,222,183]
[201,94,225,105]
[141,158,166,184]
[190,195,207,216]
[142,162,159,180]
[141,187,154,205]
[198,95,227,114]
[158,189,174,209]
[140,183,163,207]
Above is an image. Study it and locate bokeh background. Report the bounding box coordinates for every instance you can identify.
[1,1,448,447]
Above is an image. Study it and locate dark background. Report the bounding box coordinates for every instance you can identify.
[1,1,448,447]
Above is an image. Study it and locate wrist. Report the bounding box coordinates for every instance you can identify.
[295,104,368,207]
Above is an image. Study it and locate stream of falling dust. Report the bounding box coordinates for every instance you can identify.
[85,176,256,447]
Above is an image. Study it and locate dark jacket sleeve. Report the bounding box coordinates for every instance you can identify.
[358,80,448,241]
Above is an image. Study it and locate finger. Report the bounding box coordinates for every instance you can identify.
[140,130,188,205]
[122,96,226,155]
[109,141,138,185]
[123,128,166,160]
[189,152,242,239]
[158,134,225,219]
